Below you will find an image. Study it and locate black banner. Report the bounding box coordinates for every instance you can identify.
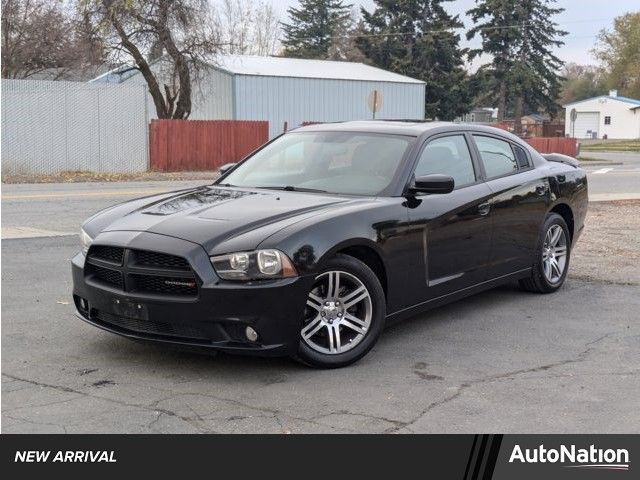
[1,434,636,478]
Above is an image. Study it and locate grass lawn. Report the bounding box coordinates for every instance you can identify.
[581,140,640,152]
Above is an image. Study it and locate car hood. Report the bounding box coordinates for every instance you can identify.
[99,186,353,253]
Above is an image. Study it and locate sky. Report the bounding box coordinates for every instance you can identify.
[260,0,640,68]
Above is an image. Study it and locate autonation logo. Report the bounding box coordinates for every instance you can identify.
[509,444,630,471]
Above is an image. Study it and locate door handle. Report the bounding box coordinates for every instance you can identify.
[478,203,491,216]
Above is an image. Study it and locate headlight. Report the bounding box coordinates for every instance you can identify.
[80,228,93,255]
[211,249,297,280]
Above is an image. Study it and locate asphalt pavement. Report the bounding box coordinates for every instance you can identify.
[2,153,639,433]
[579,152,640,201]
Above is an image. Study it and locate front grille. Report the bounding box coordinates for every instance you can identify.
[91,309,208,340]
[131,274,198,296]
[131,250,190,271]
[86,264,124,290]
[84,246,198,297]
[88,245,124,265]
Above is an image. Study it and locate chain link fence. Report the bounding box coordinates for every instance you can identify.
[1,80,149,175]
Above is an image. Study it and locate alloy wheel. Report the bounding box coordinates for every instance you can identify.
[542,224,568,284]
[301,270,373,355]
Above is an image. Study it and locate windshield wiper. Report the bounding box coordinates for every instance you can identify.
[254,185,328,193]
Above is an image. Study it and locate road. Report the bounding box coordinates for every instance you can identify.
[579,151,640,201]
[2,155,639,433]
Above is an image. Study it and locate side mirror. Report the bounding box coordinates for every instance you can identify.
[409,174,455,194]
[218,162,237,175]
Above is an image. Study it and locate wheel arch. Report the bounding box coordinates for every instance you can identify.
[318,239,388,298]
[548,202,575,241]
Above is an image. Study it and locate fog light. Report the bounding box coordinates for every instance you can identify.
[245,326,258,342]
[79,298,88,310]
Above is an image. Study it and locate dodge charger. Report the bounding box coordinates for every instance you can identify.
[72,121,588,368]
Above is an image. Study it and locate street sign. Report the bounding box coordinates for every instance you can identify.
[367,90,383,119]
[570,108,577,122]
[570,108,577,137]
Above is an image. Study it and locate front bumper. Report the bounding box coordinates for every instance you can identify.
[72,231,314,356]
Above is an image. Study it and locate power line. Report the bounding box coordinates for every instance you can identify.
[290,16,615,42]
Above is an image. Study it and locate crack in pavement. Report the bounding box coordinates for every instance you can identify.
[1,333,622,434]
[309,409,408,431]
[386,332,616,433]
[2,373,343,433]
[146,391,349,433]
[1,373,218,433]
[4,414,68,433]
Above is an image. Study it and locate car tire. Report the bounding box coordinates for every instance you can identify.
[294,254,386,368]
[519,212,571,294]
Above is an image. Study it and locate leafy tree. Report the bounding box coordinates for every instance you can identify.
[357,0,472,120]
[281,0,353,59]
[81,0,221,119]
[593,12,640,99]
[558,63,607,106]
[468,0,567,128]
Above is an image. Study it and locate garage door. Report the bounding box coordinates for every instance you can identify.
[572,112,599,138]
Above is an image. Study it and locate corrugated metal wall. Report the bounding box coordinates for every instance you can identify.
[1,80,149,174]
[233,76,426,138]
[130,65,234,121]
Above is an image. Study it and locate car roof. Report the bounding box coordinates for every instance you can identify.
[293,120,523,141]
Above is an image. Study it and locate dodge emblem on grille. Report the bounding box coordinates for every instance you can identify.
[164,280,196,287]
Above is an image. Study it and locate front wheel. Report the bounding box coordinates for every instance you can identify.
[295,254,386,368]
[519,212,571,293]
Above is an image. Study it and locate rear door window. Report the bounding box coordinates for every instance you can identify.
[473,135,518,179]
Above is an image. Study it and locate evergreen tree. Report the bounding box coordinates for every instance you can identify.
[467,0,567,128]
[281,0,353,59]
[356,0,472,121]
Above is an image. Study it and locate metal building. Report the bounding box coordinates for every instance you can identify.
[96,55,426,139]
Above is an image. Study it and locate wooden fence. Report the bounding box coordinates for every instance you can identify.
[525,137,578,157]
[149,120,269,171]
[491,121,565,137]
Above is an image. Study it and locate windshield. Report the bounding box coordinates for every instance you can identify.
[219,131,414,196]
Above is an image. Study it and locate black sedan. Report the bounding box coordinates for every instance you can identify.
[72,121,588,368]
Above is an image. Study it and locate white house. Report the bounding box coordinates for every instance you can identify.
[92,55,426,139]
[564,90,640,139]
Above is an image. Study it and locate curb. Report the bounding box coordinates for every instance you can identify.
[589,194,640,202]
[579,162,624,167]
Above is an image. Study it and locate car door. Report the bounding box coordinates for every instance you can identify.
[471,134,551,279]
[405,133,494,302]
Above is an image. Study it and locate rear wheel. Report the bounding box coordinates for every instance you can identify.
[295,254,385,368]
[519,213,571,293]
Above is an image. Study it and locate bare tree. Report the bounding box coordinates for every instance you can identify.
[1,0,104,79]
[217,0,280,56]
[82,0,222,119]
[251,1,281,56]
[219,0,253,54]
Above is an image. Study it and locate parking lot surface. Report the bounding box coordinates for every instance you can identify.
[2,174,639,433]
